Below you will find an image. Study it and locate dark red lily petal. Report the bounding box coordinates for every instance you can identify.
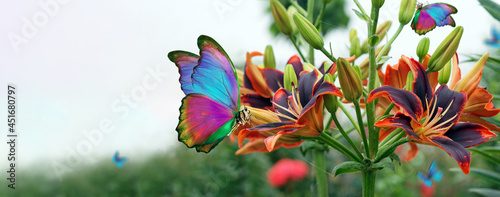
[430,85,466,128]
[368,86,423,122]
[262,68,284,92]
[405,56,433,111]
[243,67,255,90]
[444,122,497,148]
[427,135,471,174]
[297,70,319,108]
[242,94,272,109]
[287,55,303,77]
[273,88,295,122]
[375,113,421,140]
[300,81,342,119]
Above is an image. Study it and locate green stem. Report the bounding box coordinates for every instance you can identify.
[307,0,315,65]
[289,35,307,61]
[334,122,367,140]
[317,132,362,163]
[314,2,327,28]
[365,5,380,159]
[337,99,361,134]
[362,169,376,197]
[287,0,307,16]
[382,102,395,116]
[374,137,409,163]
[312,149,328,197]
[332,114,364,160]
[378,128,402,147]
[375,23,405,63]
[353,0,369,19]
[379,129,407,150]
[320,47,337,62]
[353,101,370,156]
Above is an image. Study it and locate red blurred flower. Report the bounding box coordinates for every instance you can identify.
[267,159,309,187]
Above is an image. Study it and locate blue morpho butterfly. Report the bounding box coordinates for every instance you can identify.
[168,35,251,153]
[485,27,500,48]
[411,2,457,35]
[112,151,127,168]
[417,160,443,187]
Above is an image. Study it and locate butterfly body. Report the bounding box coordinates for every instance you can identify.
[169,35,249,153]
[112,151,127,168]
[417,160,443,187]
[411,3,457,35]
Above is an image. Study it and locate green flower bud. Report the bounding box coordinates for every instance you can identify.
[350,37,361,58]
[284,64,297,91]
[287,6,299,35]
[372,0,385,9]
[350,29,357,42]
[416,37,430,60]
[428,26,463,72]
[271,0,293,35]
[399,0,417,25]
[322,62,333,74]
[264,45,276,69]
[323,73,338,114]
[337,57,363,102]
[438,59,452,85]
[293,12,324,49]
[405,71,414,92]
[359,45,390,79]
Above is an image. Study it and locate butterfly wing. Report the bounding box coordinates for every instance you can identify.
[168,51,199,95]
[177,93,237,152]
[112,151,119,163]
[423,3,457,27]
[411,3,457,35]
[116,157,127,168]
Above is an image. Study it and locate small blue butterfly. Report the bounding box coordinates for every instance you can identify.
[417,160,443,187]
[485,27,500,48]
[112,151,127,168]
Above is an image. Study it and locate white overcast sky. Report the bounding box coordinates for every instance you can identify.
[0,0,497,169]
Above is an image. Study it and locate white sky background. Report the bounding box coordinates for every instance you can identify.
[0,0,498,170]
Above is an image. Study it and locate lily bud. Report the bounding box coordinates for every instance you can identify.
[428,26,464,72]
[350,37,361,58]
[372,0,385,9]
[416,37,430,61]
[302,62,316,72]
[438,59,452,85]
[399,0,417,25]
[287,6,299,35]
[350,29,357,42]
[323,74,338,114]
[284,64,298,91]
[337,57,363,102]
[264,45,276,69]
[405,71,414,92]
[454,53,489,94]
[271,0,293,35]
[293,13,324,49]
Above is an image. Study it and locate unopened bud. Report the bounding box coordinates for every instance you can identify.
[399,0,417,25]
[416,37,430,61]
[284,64,298,91]
[372,0,385,9]
[337,57,363,102]
[360,45,390,79]
[350,37,361,58]
[264,45,276,69]
[324,74,338,114]
[428,26,463,72]
[350,29,357,42]
[438,59,452,85]
[287,6,299,35]
[293,13,324,49]
[271,0,293,35]
[405,71,414,92]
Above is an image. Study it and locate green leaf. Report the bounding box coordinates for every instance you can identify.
[451,168,500,185]
[469,188,500,197]
[352,9,369,22]
[371,161,395,173]
[368,35,380,46]
[479,146,500,155]
[470,148,500,164]
[377,56,391,65]
[389,153,401,166]
[479,0,500,22]
[332,161,364,176]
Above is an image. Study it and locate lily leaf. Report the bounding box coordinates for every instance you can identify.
[389,153,401,166]
[352,9,369,22]
[332,161,364,176]
[479,0,500,22]
[372,161,395,173]
[451,168,500,185]
[368,35,380,46]
[478,146,500,155]
[470,148,500,164]
[469,188,500,197]
[377,56,391,65]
